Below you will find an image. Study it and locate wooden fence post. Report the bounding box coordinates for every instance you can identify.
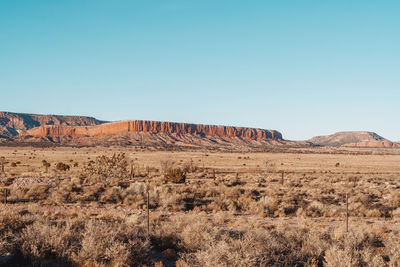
[346,191,349,232]
[130,163,134,178]
[2,188,7,204]
[147,190,150,238]
[0,157,5,176]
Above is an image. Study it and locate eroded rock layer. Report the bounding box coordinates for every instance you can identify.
[342,140,400,148]
[22,120,283,141]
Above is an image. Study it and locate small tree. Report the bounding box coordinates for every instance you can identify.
[83,153,129,183]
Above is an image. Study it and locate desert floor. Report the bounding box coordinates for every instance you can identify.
[0,146,399,266]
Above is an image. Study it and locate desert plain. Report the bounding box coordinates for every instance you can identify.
[0,145,399,266]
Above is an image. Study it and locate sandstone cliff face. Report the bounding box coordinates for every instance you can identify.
[22,120,283,141]
[0,111,286,149]
[0,112,104,137]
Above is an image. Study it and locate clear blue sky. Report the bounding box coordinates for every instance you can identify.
[1,1,399,140]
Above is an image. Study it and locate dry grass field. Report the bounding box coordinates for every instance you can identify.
[0,146,400,266]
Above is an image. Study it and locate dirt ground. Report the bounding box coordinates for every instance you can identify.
[0,146,399,266]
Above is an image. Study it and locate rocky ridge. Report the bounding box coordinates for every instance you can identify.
[0,111,104,138]
[0,112,289,149]
[2,112,398,149]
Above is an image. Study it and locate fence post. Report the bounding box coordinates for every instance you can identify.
[346,191,349,232]
[147,189,150,238]
[130,163,134,178]
[0,157,5,176]
[3,188,7,204]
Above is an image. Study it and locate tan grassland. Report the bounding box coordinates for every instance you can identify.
[0,146,400,266]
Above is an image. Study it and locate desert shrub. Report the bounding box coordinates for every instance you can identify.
[25,184,50,200]
[73,219,150,266]
[2,211,150,266]
[262,197,279,217]
[100,186,123,203]
[0,209,26,235]
[154,186,187,211]
[151,213,215,253]
[42,160,51,172]
[0,177,14,186]
[83,153,129,183]
[160,160,175,174]
[393,207,400,218]
[306,201,326,217]
[122,183,148,208]
[182,229,320,266]
[324,228,387,267]
[18,220,82,265]
[0,207,398,266]
[155,214,329,267]
[0,209,29,257]
[56,162,70,171]
[173,216,391,267]
[78,183,105,202]
[384,236,400,265]
[10,162,17,167]
[182,159,198,173]
[8,184,49,202]
[164,168,186,184]
[48,177,83,204]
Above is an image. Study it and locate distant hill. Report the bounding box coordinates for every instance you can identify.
[309,131,400,148]
[0,111,105,138]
